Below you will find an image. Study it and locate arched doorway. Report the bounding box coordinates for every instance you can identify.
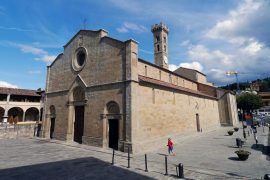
[0,107,4,122]
[25,107,39,121]
[8,107,23,124]
[50,105,56,139]
[73,86,85,144]
[106,101,120,150]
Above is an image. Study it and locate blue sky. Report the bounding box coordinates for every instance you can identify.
[0,0,270,89]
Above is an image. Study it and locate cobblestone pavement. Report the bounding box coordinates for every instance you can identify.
[0,126,269,180]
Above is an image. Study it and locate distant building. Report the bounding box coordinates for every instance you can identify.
[42,23,238,153]
[258,92,270,106]
[0,87,43,124]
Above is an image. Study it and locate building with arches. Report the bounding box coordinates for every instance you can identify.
[42,23,238,153]
[0,87,43,124]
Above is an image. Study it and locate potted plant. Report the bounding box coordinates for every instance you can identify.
[228,130,234,136]
[235,149,251,160]
[234,127,239,131]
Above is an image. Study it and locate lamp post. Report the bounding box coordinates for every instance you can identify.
[226,71,246,139]
[226,71,240,95]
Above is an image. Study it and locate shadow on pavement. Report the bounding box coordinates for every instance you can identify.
[228,157,241,161]
[251,144,270,160]
[0,157,154,180]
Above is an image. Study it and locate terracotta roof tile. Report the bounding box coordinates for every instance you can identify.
[138,75,217,100]
[0,87,40,97]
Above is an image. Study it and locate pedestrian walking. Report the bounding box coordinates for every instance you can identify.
[167,138,175,155]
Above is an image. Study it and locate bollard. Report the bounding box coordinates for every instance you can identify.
[243,130,246,139]
[145,154,148,172]
[164,155,168,175]
[177,163,184,178]
[236,138,242,148]
[112,149,115,165]
[127,146,130,168]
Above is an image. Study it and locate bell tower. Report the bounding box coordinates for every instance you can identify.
[151,22,169,69]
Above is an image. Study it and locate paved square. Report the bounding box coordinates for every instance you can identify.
[0,126,269,180]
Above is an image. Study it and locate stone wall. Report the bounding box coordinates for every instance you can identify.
[47,30,125,93]
[132,83,220,153]
[0,124,36,139]
[138,60,197,91]
[198,83,217,97]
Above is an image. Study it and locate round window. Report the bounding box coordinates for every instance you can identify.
[72,47,87,71]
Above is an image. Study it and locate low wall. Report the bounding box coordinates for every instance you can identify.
[0,123,39,139]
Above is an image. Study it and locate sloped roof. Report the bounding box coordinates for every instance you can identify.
[138,75,217,100]
[174,67,206,76]
[0,87,40,97]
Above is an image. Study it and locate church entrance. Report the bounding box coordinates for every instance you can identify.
[50,118,55,139]
[74,106,84,144]
[109,119,119,150]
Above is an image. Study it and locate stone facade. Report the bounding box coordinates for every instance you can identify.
[42,25,238,153]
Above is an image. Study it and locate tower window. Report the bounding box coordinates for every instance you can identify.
[156,35,160,42]
[164,36,166,43]
[157,45,160,52]
[164,45,166,52]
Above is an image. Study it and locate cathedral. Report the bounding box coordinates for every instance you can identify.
[41,23,238,153]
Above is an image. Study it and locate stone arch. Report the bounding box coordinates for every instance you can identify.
[0,106,4,121]
[8,107,24,124]
[25,107,39,121]
[50,105,56,118]
[106,101,120,114]
[72,86,85,102]
[105,101,121,150]
[71,86,85,144]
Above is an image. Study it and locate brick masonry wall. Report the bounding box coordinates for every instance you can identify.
[138,61,197,91]
[198,83,217,97]
[132,83,220,153]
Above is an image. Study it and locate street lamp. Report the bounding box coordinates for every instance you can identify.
[226,71,246,139]
[226,71,240,94]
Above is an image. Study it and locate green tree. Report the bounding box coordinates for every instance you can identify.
[237,93,263,114]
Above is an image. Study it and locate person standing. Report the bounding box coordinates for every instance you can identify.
[167,138,175,155]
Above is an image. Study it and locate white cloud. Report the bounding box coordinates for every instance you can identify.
[168,64,179,71]
[4,42,56,64]
[180,62,203,72]
[117,22,148,33]
[28,70,42,74]
[169,61,203,72]
[205,0,269,45]
[240,39,264,55]
[139,48,153,55]
[0,81,18,88]
[0,26,36,32]
[18,44,47,55]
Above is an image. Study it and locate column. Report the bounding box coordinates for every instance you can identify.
[66,102,74,141]
[2,94,10,123]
